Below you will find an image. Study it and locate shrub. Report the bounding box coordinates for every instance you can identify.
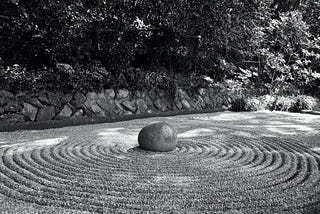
[254,94,318,112]
[231,96,264,112]
[230,97,246,112]
[257,95,276,110]
[293,95,317,112]
[230,97,250,112]
[245,98,261,111]
[273,96,296,112]
[230,94,319,112]
[0,65,39,92]
[250,11,320,95]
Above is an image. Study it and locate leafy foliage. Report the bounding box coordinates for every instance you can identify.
[293,95,317,111]
[249,11,320,95]
[230,97,247,112]
[0,0,320,94]
[230,97,264,112]
[272,96,296,111]
[230,94,318,112]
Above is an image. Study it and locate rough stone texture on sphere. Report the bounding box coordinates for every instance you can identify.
[138,122,177,152]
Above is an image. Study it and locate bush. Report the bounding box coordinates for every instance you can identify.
[1,1,319,94]
[0,64,211,94]
[230,97,247,112]
[293,95,317,112]
[250,11,320,95]
[230,97,261,112]
[273,96,296,112]
[254,94,318,112]
[0,64,114,92]
[245,98,261,111]
[230,94,319,113]
[257,95,276,110]
[0,65,38,92]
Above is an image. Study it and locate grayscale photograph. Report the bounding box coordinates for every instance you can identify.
[0,0,320,213]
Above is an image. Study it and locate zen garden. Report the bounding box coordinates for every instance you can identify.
[1,0,320,213]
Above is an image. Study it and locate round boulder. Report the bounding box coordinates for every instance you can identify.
[138,122,177,152]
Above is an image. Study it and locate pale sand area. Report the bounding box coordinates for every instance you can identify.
[0,110,319,150]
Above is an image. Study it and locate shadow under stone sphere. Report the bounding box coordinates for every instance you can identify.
[138,122,177,152]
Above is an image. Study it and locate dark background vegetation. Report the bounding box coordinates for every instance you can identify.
[0,0,319,95]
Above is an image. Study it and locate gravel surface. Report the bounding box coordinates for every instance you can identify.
[0,111,319,214]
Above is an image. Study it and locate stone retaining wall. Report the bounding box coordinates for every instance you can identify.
[0,86,249,124]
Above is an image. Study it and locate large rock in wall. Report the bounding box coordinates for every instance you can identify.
[21,103,38,121]
[36,106,56,121]
[152,89,173,112]
[0,86,234,124]
[70,92,86,108]
[56,105,73,119]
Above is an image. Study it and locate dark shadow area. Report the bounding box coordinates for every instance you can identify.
[128,146,178,154]
[0,108,224,132]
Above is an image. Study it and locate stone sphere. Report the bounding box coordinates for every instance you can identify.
[138,122,177,152]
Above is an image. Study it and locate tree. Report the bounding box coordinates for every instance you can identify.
[250,10,320,94]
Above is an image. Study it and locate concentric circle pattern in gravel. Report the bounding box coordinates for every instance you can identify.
[0,111,320,213]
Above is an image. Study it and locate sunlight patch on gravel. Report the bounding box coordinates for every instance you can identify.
[96,128,138,147]
[266,124,315,135]
[178,128,214,138]
[114,154,131,160]
[3,137,68,155]
[246,119,264,124]
[153,175,194,187]
[271,111,320,123]
[231,131,255,138]
[193,112,256,121]
[0,143,21,148]
[27,137,68,146]
[296,114,320,123]
[312,148,320,153]
[265,120,291,125]
[260,133,278,137]
[213,113,255,121]
[97,128,124,135]
[1,137,67,149]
